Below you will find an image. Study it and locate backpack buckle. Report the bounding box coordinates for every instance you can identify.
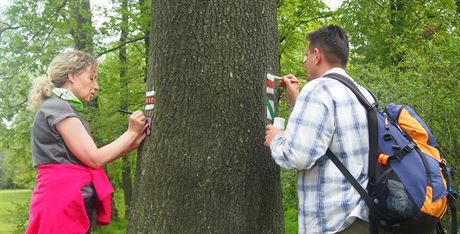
[441,158,447,165]
[448,191,458,200]
[402,143,415,153]
[392,143,415,161]
[383,113,390,129]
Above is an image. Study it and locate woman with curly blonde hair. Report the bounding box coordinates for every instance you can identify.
[26,50,147,234]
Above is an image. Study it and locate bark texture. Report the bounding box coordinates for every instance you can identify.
[128,0,283,233]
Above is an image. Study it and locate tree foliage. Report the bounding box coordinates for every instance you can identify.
[339,0,460,176]
[0,1,148,220]
[0,0,459,232]
[338,0,460,227]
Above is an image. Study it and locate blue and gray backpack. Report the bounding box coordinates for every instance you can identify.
[324,73,457,234]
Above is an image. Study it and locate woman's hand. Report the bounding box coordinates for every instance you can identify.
[123,112,149,153]
[128,111,147,135]
[125,125,148,152]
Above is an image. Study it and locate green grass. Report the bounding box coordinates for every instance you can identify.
[92,207,298,233]
[0,189,31,233]
[0,189,128,234]
[92,189,127,234]
[284,207,298,234]
[93,219,127,234]
[0,189,298,233]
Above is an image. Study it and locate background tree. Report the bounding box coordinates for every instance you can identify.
[337,0,460,227]
[65,0,95,52]
[87,0,150,222]
[0,0,96,189]
[127,0,283,233]
[0,0,148,229]
[338,0,460,171]
[119,0,133,217]
[275,1,330,231]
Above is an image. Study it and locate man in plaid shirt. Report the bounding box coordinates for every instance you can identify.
[265,25,377,233]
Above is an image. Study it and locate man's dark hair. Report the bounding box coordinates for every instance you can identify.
[307,25,349,67]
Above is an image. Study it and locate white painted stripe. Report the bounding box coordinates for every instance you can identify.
[267,73,281,81]
[146,90,156,96]
[266,87,274,95]
[145,104,155,110]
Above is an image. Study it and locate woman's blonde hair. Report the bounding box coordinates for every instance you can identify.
[27,50,98,111]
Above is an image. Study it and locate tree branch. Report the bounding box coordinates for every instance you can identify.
[7,98,27,109]
[0,22,22,39]
[279,13,334,45]
[96,36,146,58]
[0,23,21,31]
[371,0,385,9]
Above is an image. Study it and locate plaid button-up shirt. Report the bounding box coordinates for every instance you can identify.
[270,68,374,233]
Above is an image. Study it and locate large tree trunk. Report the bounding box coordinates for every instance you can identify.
[128,0,283,233]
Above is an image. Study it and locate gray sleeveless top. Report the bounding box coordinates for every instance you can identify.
[30,97,94,197]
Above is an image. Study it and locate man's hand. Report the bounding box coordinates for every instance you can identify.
[282,74,300,106]
[264,124,283,147]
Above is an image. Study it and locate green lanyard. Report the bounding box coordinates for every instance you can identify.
[51,88,84,112]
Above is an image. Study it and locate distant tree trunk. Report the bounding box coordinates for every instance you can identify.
[128,0,283,233]
[62,0,118,221]
[63,0,98,110]
[139,0,150,78]
[456,0,460,14]
[68,0,94,52]
[389,0,404,65]
[119,0,133,218]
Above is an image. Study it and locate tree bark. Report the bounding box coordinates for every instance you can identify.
[128,0,283,233]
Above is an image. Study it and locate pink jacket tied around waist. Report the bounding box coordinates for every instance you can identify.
[26,164,114,234]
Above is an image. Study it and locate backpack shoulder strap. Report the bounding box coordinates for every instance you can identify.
[322,73,380,233]
[366,88,379,108]
[325,149,373,207]
[322,73,379,186]
[323,73,378,176]
[322,73,377,109]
